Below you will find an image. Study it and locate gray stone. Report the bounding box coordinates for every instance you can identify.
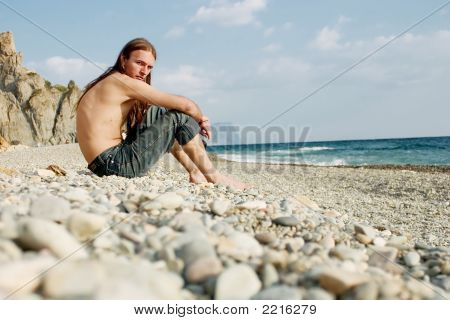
[215,264,261,299]
[252,285,302,300]
[431,276,450,291]
[176,238,216,267]
[272,216,300,227]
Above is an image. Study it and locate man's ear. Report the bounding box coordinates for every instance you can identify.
[120,55,126,69]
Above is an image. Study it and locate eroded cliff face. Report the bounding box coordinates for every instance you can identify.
[0,31,81,146]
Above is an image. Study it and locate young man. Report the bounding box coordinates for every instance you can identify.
[76,38,246,190]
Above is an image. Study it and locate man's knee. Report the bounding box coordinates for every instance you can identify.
[170,111,200,145]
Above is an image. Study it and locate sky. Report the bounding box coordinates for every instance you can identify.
[1,0,449,144]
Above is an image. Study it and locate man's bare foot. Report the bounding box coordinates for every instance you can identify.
[189,170,208,184]
[215,173,249,190]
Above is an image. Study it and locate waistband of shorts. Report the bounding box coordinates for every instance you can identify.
[87,154,105,172]
[87,144,120,172]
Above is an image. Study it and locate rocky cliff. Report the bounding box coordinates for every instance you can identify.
[0,31,81,146]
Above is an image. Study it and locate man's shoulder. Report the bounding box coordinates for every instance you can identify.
[104,72,139,90]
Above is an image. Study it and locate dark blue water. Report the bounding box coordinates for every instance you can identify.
[207,136,450,166]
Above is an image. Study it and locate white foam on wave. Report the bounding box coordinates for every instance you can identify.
[298,146,335,152]
[267,149,296,155]
[303,158,348,166]
[215,153,348,166]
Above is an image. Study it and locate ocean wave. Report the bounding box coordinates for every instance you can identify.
[298,146,335,152]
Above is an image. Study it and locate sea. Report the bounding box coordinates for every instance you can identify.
[207,136,450,166]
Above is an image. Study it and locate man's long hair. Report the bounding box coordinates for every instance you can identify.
[76,38,157,132]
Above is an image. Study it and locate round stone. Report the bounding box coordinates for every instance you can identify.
[154,192,184,209]
[255,232,276,244]
[209,200,230,216]
[272,216,300,227]
[30,195,71,222]
[17,218,87,259]
[215,264,261,299]
[252,285,302,300]
[236,200,267,210]
[67,212,106,242]
[404,251,420,267]
[185,256,223,283]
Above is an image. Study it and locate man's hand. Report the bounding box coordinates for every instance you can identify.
[199,116,212,140]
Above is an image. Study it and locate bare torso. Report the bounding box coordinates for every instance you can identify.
[76,73,135,164]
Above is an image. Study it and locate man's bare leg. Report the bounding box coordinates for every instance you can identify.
[181,134,247,190]
[170,141,207,183]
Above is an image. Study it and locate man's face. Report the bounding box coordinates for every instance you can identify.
[122,50,155,81]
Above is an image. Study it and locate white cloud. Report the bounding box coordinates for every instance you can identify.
[311,26,341,50]
[257,56,311,76]
[26,56,108,87]
[262,43,281,53]
[321,29,450,87]
[164,26,185,39]
[190,0,267,27]
[155,65,215,97]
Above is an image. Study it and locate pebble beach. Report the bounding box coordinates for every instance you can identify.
[0,143,448,299]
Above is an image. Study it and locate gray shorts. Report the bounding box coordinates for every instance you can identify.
[88,106,201,178]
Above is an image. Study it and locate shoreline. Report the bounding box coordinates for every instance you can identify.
[3,144,449,173]
[208,153,450,173]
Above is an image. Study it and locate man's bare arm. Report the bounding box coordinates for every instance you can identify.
[114,73,203,122]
